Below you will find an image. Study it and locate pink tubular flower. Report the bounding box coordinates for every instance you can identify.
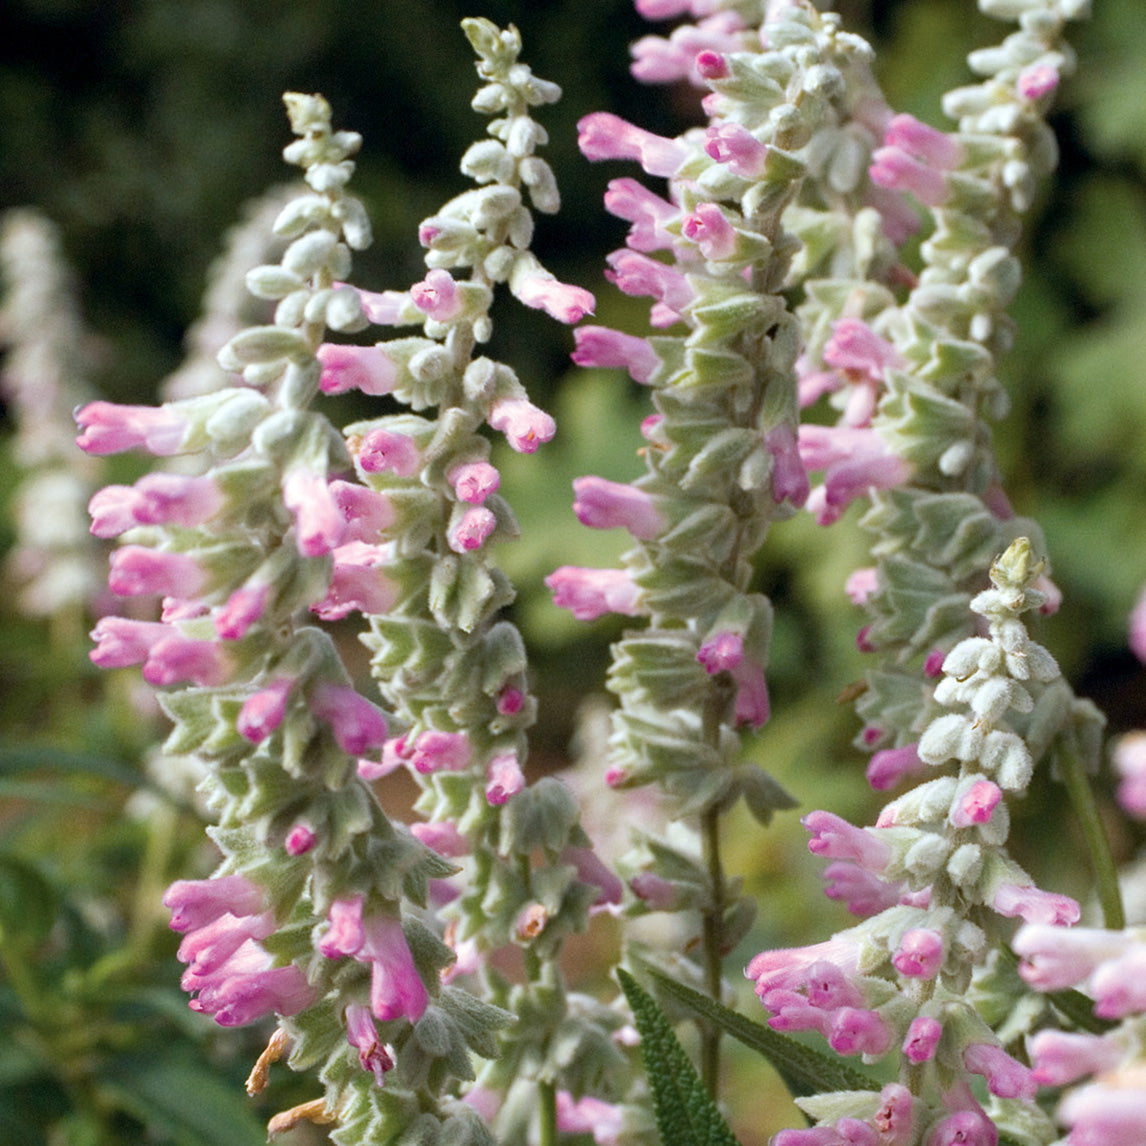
[845,568,879,606]
[828,1007,893,1057]
[329,480,393,543]
[449,461,500,505]
[1058,1083,1146,1146]
[923,648,946,677]
[884,114,962,170]
[311,682,388,755]
[571,325,661,384]
[803,811,889,873]
[496,686,524,715]
[950,779,1002,827]
[577,111,689,177]
[962,1043,1036,1101]
[563,846,624,912]
[821,862,906,917]
[866,743,925,790]
[485,752,525,804]
[311,541,398,621]
[357,428,421,476]
[682,202,738,260]
[410,268,463,321]
[488,397,555,454]
[90,474,223,537]
[409,730,471,774]
[283,469,347,557]
[345,1003,394,1085]
[992,882,1080,926]
[604,178,678,253]
[925,1111,997,1146]
[605,249,693,315]
[514,271,595,324]
[903,1016,942,1064]
[893,929,944,979]
[320,897,428,1023]
[546,566,642,621]
[869,147,950,207]
[1027,1029,1122,1087]
[1012,924,1131,991]
[747,933,862,999]
[732,657,770,728]
[355,287,411,325]
[629,12,746,86]
[1017,64,1059,101]
[318,343,398,396]
[703,122,768,178]
[215,584,268,639]
[165,876,314,1027]
[765,424,810,507]
[1113,731,1146,818]
[90,617,169,668]
[108,547,206,599]
[799,424,912,525]
[143,631,228,687]
[823,318,904,398]
[697,631,744,674]
[237,678,294,743]
[555,1092,625,1146]
[448,506,497,553]
[572,476,664,540]
[409,820,469,857]
[630,872,678,910]
[75,401,189,456]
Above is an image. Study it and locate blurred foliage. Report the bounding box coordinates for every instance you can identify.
[2,1,1146,1143]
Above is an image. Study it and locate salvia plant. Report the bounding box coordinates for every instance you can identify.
[1,0,1142,1145]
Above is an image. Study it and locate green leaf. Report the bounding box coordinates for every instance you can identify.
[646,969,877,1099]
[96,1050,267,1146]
[0,854,59,949]
[617,968,741,1146]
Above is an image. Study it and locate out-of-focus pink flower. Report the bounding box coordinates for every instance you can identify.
[563,846,624,912]
[284,822,316,856]
[1129,587,1146,664]
[630,11,746,86]
[215,584,268,640]
[765,424,810,507]
[547,566,642,621]
[577,112,689,177]
[409,821,469,857]
[845,567,879,606]
[1027,1029,1122,1087]
[318,343,398,396]
[90,617,168,668]
[329,480,394,543]
[1017,64,1059,101]
[488,397,555,454]
[409,730,472,775]
[311,541,398,621]
[884,114,962,170]
[1113,731,1146,818]
[571,325,661,384]
[311,682,388,755]
[556,1092,625,1146]
[1013,924,1131,991]
[485,752,525,804]
[869,147,950,207]
[866,743,925,790]
[799,424,912,525]
[697,631,744,674]
[993,882,1080,927]
[108,547,207,599]
[1058,1081,1146,1146]
[283,469,347,557]
[143,631,229,687]
[237,677,294,743]
[76,401,189,456]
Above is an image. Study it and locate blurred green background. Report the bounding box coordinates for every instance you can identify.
[2,1,1146,1143]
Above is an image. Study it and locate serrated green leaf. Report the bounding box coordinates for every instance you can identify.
[646,969,877,1099]
[618,968,741,1146]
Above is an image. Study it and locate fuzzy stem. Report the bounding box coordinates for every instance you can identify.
[700,804,725,1098]
[1059,737,1125,930]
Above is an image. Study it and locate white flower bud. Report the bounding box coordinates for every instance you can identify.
[246,265,305,300]
[947,842,984,889]
[982,730,1033,790]
[283,230,337,277]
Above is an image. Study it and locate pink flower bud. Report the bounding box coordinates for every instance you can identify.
[485,752,525,804]
[703,122,767,177]
[697,631,744,674]
[893,928,944,978]
[448,506,497,553]
[682,202,737,260]
[695,50,729,80]
[765,423,810,507]
[318,343,398,396]
[282,469,347,557]
[866,743,924,790]
[1017,64,1059,101]
[630,872,678,910]
[354,287,410,325]
[828,1007,893,1057]
[237,678,294,743]
[312,683,388,755]
[903,1016,942,1063]
[869,147,949,207]
[284,822,316,856]
[950,779,1002,827]
[410,730,471,774]
[496,686,525,715]
[409,821,469,857]
[345,1003,393,1085]
[215,584,268,640]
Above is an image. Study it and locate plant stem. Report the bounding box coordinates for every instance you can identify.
[538,1078,558,1146]
[1059,738,1125,930]
[700,805,725,1099]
